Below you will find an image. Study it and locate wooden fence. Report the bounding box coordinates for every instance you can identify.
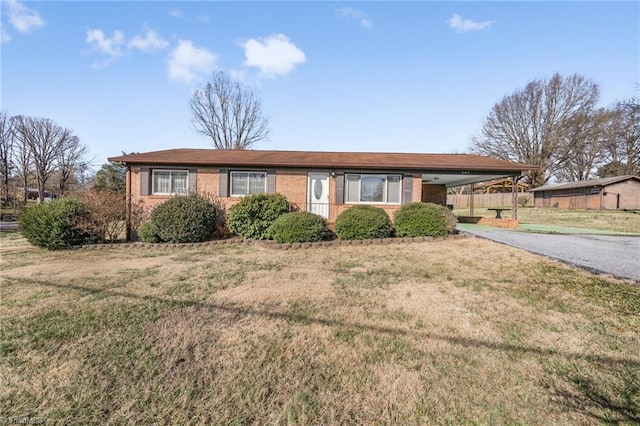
[446,193,531,209]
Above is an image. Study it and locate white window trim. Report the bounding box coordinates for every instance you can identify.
[345,174,402,205]
[152,169,189,195]
[230,171,267,197]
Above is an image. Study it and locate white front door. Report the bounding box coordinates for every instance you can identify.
[308,172,330,219]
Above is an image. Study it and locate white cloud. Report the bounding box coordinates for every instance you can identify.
[240,34,305,78]
[86,28,125,57]
[169,9,184,19]
[447,14,494,33]
[168,40,217,83]
[335,6,372,29]
[1,24,11,43]
[4,0,45,33]
[129,27,169,52]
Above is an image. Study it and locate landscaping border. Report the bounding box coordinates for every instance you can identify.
[72,233,468,251]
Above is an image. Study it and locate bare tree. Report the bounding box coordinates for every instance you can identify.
[56,134,89,197]
[13,128,32,204]
[190,71,269,149]
[555,108,610,181]
[470,73,600,187]
[13,116,79,202]
[598,98,640,177]
[0,112,14,205]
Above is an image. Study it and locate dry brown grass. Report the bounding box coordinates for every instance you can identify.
[454,207,640,233]
[1,236,639,424]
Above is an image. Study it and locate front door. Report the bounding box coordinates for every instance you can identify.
[308,172,330,219]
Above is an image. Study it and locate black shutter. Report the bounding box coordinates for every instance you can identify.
[219,169,228,197]
[189,169,197,193]
[335,174,344,204]
[140,168,150,196]
[266,171,276,193]
[403,175,413,204]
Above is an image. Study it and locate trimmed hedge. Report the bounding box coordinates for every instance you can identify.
[150,193,218,243]
[393,202,457,237]
[227,193,290,240]
[269,212,329,243]
[334,205,394,240]
[19,198,91,249]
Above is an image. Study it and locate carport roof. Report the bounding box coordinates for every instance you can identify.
[109,149,533,172]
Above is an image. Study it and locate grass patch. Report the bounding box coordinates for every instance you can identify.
[1,235,638,423]
[454,207,640,234]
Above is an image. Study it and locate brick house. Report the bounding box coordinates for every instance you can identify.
[529,175,640,210]
[109,149,532,237]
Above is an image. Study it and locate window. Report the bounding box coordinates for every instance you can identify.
[230,172,267,196]
[345,174,402,204]
[152,170,188,195]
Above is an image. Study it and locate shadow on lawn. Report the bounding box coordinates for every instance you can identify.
[9,277,640,423]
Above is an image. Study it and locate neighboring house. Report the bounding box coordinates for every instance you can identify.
[529,175,640,210]
[109,149,533,236]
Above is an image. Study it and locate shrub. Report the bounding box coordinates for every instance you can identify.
[334,205,394,240]
[269,212,329,243]
[227,193,290,240]
[137,222,159,243]
[150,193,218,243]
[19,198,91,249]
[75,189,127,243]
[393,202,457,237]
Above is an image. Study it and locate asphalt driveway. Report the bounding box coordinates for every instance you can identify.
[459,225,640,283]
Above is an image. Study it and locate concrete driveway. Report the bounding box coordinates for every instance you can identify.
[459,225,640,283]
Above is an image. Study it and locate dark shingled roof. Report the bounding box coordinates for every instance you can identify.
[529,175,640,192]
[109,149,534,172]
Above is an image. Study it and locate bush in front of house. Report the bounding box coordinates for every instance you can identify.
[334,205,394,240]
[137,222,160,243]
[227,193,290,240]
[19,198,91,249]
[150,193,218,243]
[268,211,329,243]
[393,202,457,237]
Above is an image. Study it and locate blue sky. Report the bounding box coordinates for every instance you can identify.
[1,1,638,169]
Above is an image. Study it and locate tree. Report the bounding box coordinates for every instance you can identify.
[13,127,32,203]
[13,116,83,202]
[599,98,640,177]
[554,108,610,181]
[56,134,89,197]
[470,73,600,187]
[0,112,14,205]
[190,71,269,150]
[93,160,126,194]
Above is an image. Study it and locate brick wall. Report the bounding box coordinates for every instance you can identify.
[532,179,640,210]
[421,184,447,205]
[276,170,307,212]
[127,168,426,230]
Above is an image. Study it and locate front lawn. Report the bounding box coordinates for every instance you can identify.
[1,237,638,424]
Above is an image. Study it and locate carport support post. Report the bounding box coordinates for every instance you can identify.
[469,183,474,217]
[511,175,518,220]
